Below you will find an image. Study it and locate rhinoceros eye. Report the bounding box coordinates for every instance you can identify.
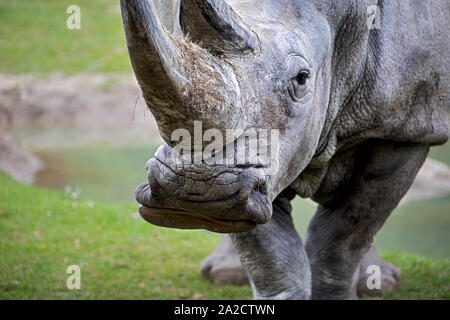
[288,69,311,102]
[296,70,310,86]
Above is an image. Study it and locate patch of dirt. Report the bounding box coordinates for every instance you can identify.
[0,72,161,183]
[402,158,450,204]
[0,133,42,184]
[0,72,155,130]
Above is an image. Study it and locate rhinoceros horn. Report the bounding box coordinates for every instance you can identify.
[121,0,245,143]
[120,0,188,133]
[180,0,260,53]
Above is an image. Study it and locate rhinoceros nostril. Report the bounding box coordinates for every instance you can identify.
[135,182,152,206]
[252,181,268,195]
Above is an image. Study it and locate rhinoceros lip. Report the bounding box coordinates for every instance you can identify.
[139,205,257,233]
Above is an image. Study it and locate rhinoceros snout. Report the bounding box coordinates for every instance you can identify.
[135,153,272,233]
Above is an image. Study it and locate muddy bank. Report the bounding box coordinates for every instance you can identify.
[402,158,450,203]
[0,133,42,184]
[0,72,156,132]
[0,72,160,184]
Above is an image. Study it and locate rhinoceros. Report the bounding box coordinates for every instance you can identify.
[120,0,449,299]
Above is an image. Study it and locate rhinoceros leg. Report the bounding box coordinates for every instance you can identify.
[305,141,429,299]
[201,234,248,285]
[357,244,401,297]
[201,236,400,296]
[230,190,312,300]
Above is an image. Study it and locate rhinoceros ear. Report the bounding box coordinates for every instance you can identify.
[180,0,260,54]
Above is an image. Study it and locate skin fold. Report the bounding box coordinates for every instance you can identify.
[121,0,449,299]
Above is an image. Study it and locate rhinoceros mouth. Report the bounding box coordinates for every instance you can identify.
[139,205,257,233]
[136,176,270,233]
[135,143,273,233]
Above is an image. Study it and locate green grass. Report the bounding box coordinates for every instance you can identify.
[0,172,251,299]
[0,0,131,74]
[0,172,449,299]
[375,252,450,300]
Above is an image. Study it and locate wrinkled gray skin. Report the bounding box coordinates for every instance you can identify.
[121,0,449,299]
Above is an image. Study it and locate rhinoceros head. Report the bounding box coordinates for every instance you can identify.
[121,0,333,233]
